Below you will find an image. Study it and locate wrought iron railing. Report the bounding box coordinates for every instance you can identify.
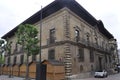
[47,37,56,45]
[74,37,111,53]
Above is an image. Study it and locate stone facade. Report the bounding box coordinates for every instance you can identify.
[2,0,118,79]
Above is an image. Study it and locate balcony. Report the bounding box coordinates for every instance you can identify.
[74,37,111,53]
[47,37,56,45]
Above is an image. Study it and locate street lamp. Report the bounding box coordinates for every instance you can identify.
[36,6,42,80]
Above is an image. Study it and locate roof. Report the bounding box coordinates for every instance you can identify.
[42,60,64,66]
[2,0,113,39]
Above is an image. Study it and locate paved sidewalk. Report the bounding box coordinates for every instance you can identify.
[0,75,35,80]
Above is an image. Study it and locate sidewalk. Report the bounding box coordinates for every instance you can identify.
[0,75,35,80]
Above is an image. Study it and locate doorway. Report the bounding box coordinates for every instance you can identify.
[98,57,102,71]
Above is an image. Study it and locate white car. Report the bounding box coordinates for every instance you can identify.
[94,70,108,78]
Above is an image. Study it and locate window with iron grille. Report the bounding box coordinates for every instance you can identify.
[49,28,55,44]
[48,49,55,60]
[90,50,94,62]
[78,48,84,62]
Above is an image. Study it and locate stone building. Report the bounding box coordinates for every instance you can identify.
[2,0,118,78]
[118,49,120,63]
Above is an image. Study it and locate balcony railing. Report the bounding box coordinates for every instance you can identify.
[74,37,111,53]
[47,37,56,45]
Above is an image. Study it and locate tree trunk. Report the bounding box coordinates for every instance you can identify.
[26,53,29,80]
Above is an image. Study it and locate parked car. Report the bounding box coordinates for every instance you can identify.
[115,66,120,73]
[94,70,108,78]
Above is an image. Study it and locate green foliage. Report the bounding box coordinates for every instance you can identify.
[0,40,4,46]
[16,24,39,80]
[0,39,6,64]
[16,24,39,56]
[0,39,6,53]
[0,55,5,64]
[5,38,12,55]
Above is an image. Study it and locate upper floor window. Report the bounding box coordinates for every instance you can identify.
[75,29,80,37]
[13,43,18,54]
[77,48,84,62]
[86,34,90,44]
[95,37,98,45]
[75,29,80,42]
[48,49,55,60]
[49,28,55,44]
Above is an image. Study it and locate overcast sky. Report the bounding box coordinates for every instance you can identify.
[0,0,120,49]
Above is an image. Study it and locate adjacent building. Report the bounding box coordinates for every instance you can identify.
[118,49,120,63]
[1,0,118,79]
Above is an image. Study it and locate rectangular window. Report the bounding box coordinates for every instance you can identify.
[95,37,98,45]
[86,35,89,43]
[7,57,10,64]
[13,43,17,54]
[78,48,84,62]
[49,28,55,44]
[48,49,55,60]
[14,56,17,64]
[90,50,94,62]
[75,30,80,42]
[32,55,36,61]
[20,55,24,64]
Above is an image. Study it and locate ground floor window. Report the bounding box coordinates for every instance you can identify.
[78,48,84,62]
[48,49,55,60]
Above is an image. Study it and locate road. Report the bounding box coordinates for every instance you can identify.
[0,73,120,80]
[78,73,120,80]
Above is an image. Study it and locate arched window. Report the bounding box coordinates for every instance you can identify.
[80,65,83,72]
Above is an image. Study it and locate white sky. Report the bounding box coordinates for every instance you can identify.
[0,0,120,49]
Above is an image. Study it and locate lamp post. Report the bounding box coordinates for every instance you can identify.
[36,6,42,80]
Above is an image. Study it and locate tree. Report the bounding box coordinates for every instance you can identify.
[16,24,39,80]
[0,39,6,64]
[5,38,12,77]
